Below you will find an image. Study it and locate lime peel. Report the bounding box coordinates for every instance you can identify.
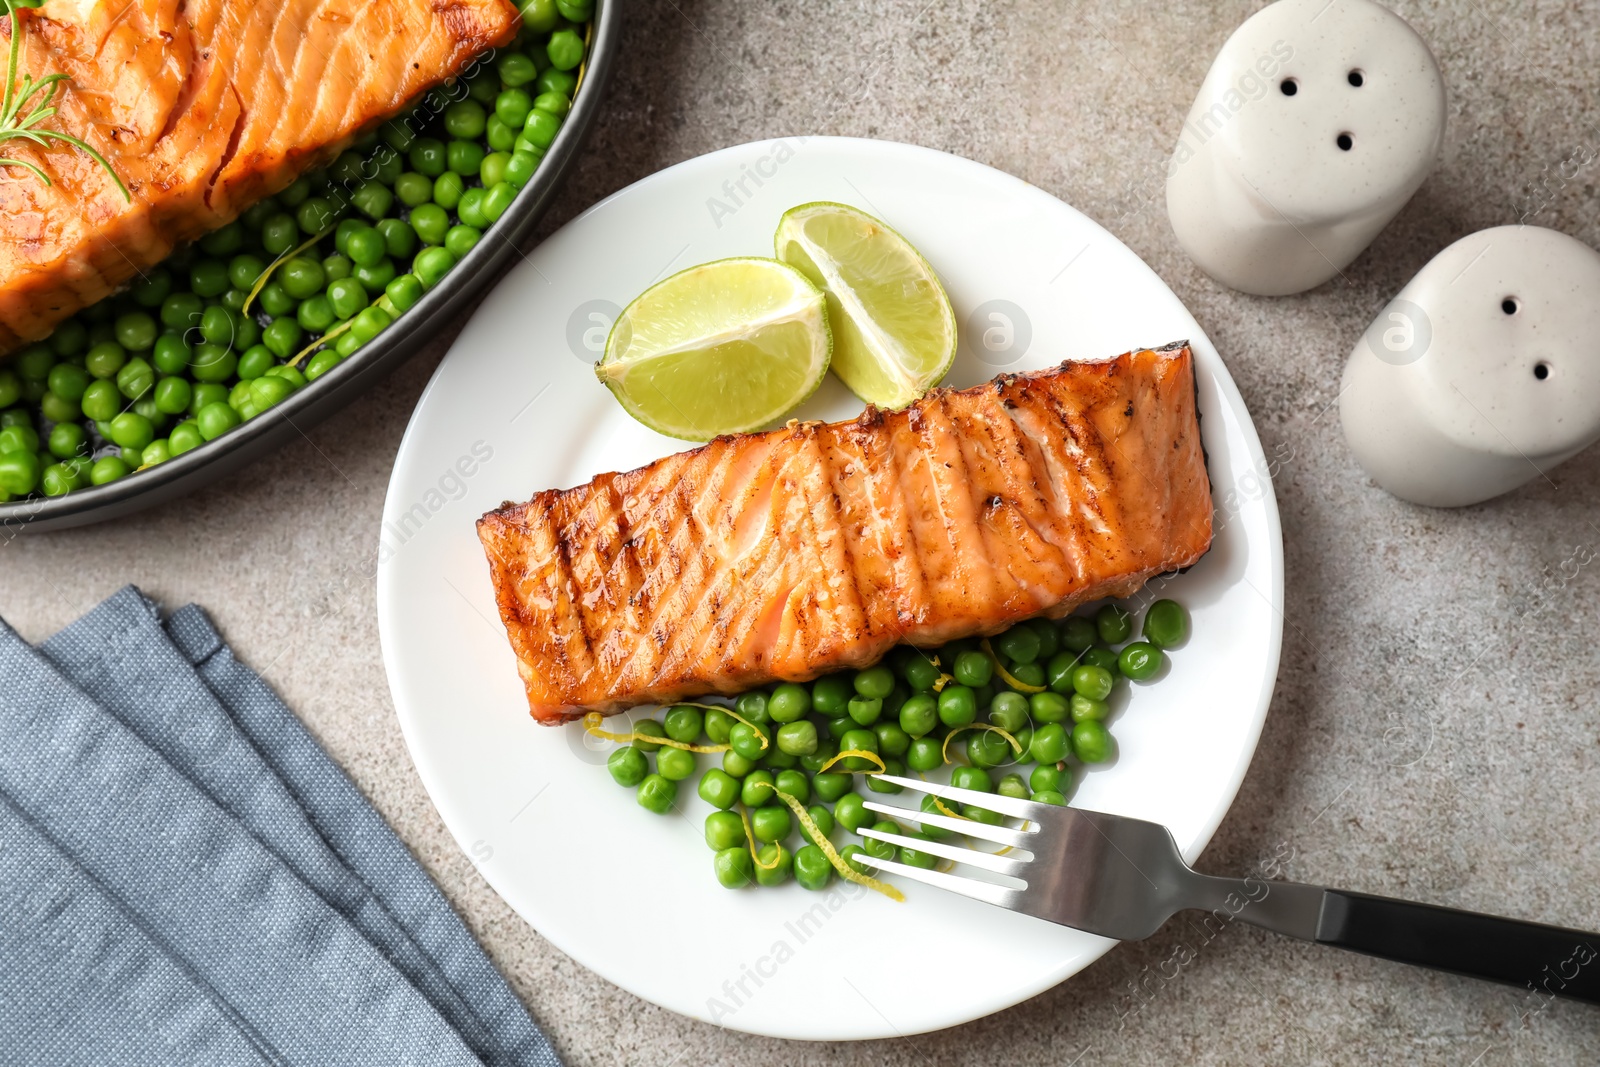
[581,710,730,754]
[981,638,1045,694]
[816,748,886,775]
[774,789,904,902]
[740,806,782,870]
[941,722,1023,765]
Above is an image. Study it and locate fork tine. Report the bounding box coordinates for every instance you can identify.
[861,799,1034,850]
[853,854,1025,909]
[857,824,1032,877]
[872,773,1041,821]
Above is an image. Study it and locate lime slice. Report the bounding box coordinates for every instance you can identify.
[775,202,956,410]
[597,258,831,441]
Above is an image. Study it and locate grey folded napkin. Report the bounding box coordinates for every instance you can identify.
[0,586,561,1067]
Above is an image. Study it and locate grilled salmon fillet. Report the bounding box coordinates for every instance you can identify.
[478,344,1215,724]
[0,0,518,352]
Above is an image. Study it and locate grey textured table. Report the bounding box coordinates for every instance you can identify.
[7,1,1600,1062]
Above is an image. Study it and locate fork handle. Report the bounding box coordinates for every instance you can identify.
[1316,890,1600,1004]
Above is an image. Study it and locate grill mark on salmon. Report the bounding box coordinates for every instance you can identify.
[0,0,518,353]
[478,345,1216,723]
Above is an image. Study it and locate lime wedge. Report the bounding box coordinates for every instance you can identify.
[597,258,831,441]
[775,202,956,410]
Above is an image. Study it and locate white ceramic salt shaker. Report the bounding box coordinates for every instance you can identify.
[1166,0,1447,296]
[1340,226,1600,507]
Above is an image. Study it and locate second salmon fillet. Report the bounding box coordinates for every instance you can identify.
[478,343,1215,723]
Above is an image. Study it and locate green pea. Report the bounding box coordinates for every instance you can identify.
[294,295,334,333]
[442,99,487,139]
[128,270,173,310]
[105,412,152,451]
[1117,641,1164,681]
[39,462,82,496]
[840,696,879,728]
[255,281,293,318]
[751,806,791,844]
[606,746,647,787]
[43,362,88,403]
[986,691,1027,732]
[895,693,936,738]
[376,218,418,261]
[532,90,572,116]
[696,768,739,810]
[84,341,125,380]
[713,847,753,889]
[967,730,1013,770]
[636,773,677,815]
[187,343,233,383]
[996,626,1041,665]
[947,767,990,796]
[653,707,699,746]
[621,718,664,753]
[1096,604,1133,645]
[1142,599,1189,648]
[721,749,755,778]
[793,844,834,891]
[1046,649,1087,693]
[195,305,233,347]
[303,349,342,381]
[866,757,905,793]
[251,374,295,413]
[1030,723,1069,764]
[414,247,457,289]
[738,769,774,808]
[352,257,397,294]
[729,721,771,762]
[484,113,518,153]
[769,720,815,758]
[340,226,382,268]
[112,311,158,352]
[906,735,942,772]
[862,820,900,862]
[44,422,83,460]
[937,684,977,728]
[657,746,695,781]
[1020,690,1065,725]
[259,318,300,360]
[1072,720,1114,763]
[1031,789,1067,806]
[1060,616,1097,652]
[256,214,299,257]
[789,805,830,849]
[705,811,746,852]
[838,728,879,771]
[504,149,541,189]
[753,843,791,887]
[383,274,424,315]
[0,371,19,409]
[498,50,538,86]
[194,401,238,441]
[1029,764,1066,793]
[139,439,171,467]
[37,390,77,423]
[394,172,434,209]
[828,791,867,833]
[279,257,326,300]
[325,277,368,322]
[556,0,592,20]
[444,225,482,260]
[807,675,848,715]
[872,721,910,759]
[13,342,54,380]
[811,772,851,803]
[0,424,39,457]
[446,140,485,178]
[492,88,533,130]
[689,707,729,746]
[280,175,315,208]
[0,449,40,494]
[546,28,584,70]
[997,773,1031,801]
[1028,617,1061,660]
[733,691,769,724]
[168,422,203,456]
[1082,647,1120,672]
[149,377,191,416]
[403,137,443,177]
[947,648,991,687]
[1070,664,1115,702]
[188,259,228,298]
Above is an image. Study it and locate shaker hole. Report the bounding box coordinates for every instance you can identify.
[1337,132,1354,151]
[1348,70,1365,87]
[1501,297,1519,315]
[1281,79,1299,96]
[1534,362,1550,380]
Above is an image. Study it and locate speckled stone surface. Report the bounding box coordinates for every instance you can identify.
[6,1,1600,1062]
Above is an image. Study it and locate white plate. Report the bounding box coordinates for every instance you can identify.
[377,137,1283,1041]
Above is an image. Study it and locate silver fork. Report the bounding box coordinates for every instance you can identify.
[855,774,1600,1003]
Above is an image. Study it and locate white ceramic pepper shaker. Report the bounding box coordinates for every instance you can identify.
[1166,0,1447,296]
[1340,226,1600,507]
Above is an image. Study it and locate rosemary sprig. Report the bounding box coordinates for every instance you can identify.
[0,0,129,199]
